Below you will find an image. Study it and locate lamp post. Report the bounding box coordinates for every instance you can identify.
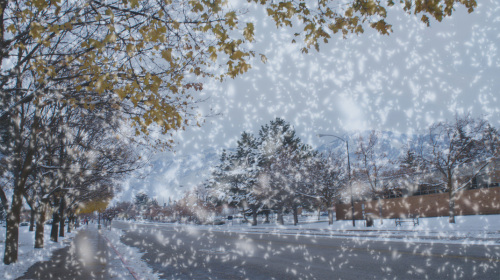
[318,134,356,227]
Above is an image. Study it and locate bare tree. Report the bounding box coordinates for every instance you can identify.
[354,131,396,224]
[308,151,346,225]
[415,115,499,223]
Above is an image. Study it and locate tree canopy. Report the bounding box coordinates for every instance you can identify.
[0,0,477,138]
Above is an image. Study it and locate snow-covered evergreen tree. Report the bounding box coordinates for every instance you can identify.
[256,118,313,225]
[210,134,262,225]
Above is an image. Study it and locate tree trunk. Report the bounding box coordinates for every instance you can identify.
[276,210,284,225]
[58,199,65,237]
[67,216,72,233]
[328,209,334,225]
[264,210,270,224]
[292,207,299,226]
[4,100,40,264]
[378,200,383,225]
[3,189,23,264]
[317,206,321,221]
[71,215,77,232]
[59,218,65,237]
[34,207,46,249]
[252,210,257,226]
[241,207,248,223]
[75,217,79,228]
[50,210,60,242]
[448,190,456,223]
[29,209,35,232]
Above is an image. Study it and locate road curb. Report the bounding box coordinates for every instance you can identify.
[100,231,140,280]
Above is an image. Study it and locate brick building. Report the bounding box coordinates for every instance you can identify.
[336,160,500,220]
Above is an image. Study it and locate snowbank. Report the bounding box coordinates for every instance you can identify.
[161,214,500,245]
[100,227,159,280]
[0,225,77,279]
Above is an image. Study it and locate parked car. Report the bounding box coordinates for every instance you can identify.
[45,219,53,225]
[212,219,225,225]
[20,222,29,227]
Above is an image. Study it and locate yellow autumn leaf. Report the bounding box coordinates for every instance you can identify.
[243,23,254,41]
[161,48,173,62]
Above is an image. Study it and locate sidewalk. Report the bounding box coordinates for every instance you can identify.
[16,224,136,280]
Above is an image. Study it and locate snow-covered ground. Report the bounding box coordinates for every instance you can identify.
[126,214,500,246]
[0,224,159,280]
[199,214,500,245]
[0,224,77,279]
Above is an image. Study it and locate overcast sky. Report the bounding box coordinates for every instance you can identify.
[119,0,500,202]
[178,1,499,150]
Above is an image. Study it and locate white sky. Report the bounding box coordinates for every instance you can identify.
[179,0,500,151]
[119,0,500,202]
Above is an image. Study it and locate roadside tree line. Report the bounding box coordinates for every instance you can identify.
[106,192,223,224]
[0,0,477,265]
[206,115,500,226]
[0,93,141,262]
[208,118,346,226]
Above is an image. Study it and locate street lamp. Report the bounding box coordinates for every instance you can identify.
[317,134,356,227]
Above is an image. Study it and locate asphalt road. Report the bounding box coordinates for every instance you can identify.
[114,221,500,280]
[17,227,134,280]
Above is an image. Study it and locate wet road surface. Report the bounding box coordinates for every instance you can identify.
[115,221,500,279]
